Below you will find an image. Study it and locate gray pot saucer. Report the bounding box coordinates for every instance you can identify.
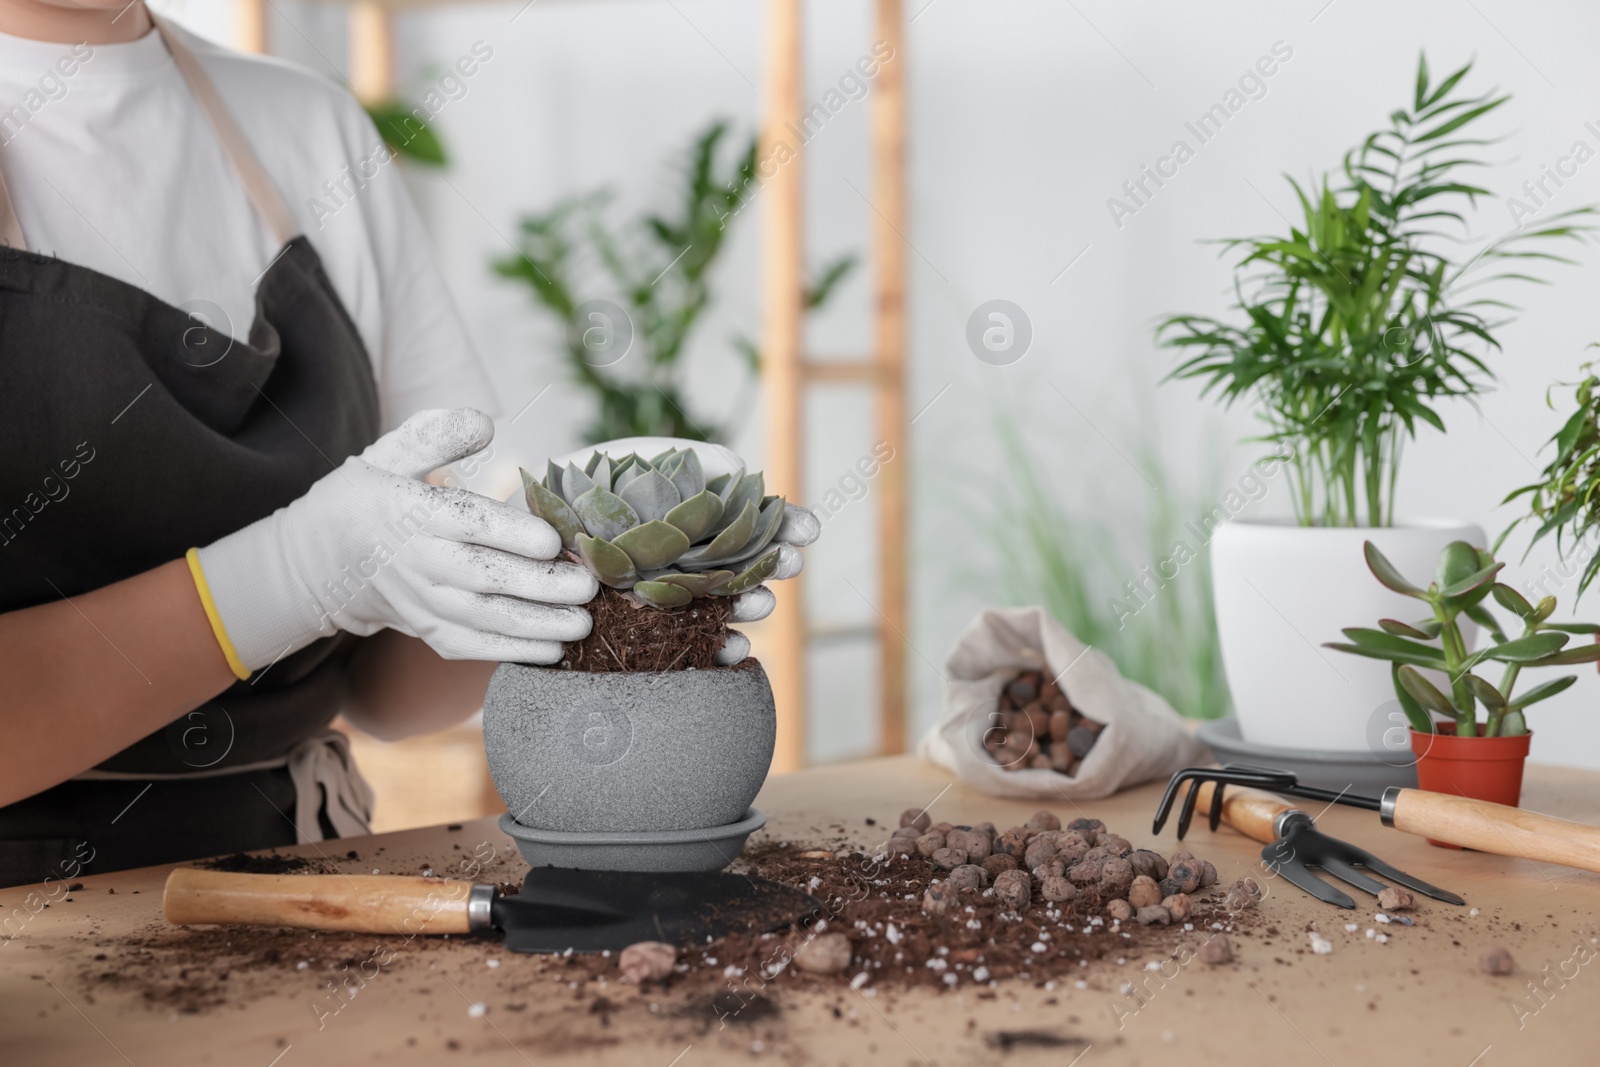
[1197,717,1419,794]
[499,808,768,873]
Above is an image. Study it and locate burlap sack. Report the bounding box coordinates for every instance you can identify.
[918,606,1207,798]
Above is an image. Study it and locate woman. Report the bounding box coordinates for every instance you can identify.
[0,0,804,887]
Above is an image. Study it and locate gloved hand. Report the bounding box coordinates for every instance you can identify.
[543,436,820,666]
[198,409,596,671]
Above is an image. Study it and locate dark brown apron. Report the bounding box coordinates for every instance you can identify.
[0,17,381,887]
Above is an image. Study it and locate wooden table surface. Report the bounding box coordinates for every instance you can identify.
[2,755,1597,1066]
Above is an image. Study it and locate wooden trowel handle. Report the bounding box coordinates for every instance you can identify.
[1386,789,1600,874]
[1192,781,1295,845]
[164,869,480,935]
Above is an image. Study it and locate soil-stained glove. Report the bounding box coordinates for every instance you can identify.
[544,436,820,666]
[197,409,597,672]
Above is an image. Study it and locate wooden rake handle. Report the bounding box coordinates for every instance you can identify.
[1384,789,1600,874]
[1192,781,1294,845]
[163,869,483,935]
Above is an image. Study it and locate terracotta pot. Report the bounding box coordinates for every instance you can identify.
[1408,724,1531,848]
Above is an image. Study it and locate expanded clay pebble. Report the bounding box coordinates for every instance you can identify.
[1224,877,1262,910]
[1479,946,1515,976]
[1135,905,1172,926]
[1105,898,1134,922]
[922,884,955,917]
[1161,859,1202,897]
[900,809,932,832]
[1068,817,1105,836]
[1130,850,1168,882]
[1198,934,1233,964]
[915,832,946,857]
[1127,875,1162,910]
[946,828,992,860]
[1067,859,1104,885]
[993,869,1032,910]
[1198,860,1219,888]
[1026,810,1062,831]
[618,942,677,983]
[1023,835,1059,871]
[1041,876,1078,903]
[931,847,968,870]
[1162,894,1194,922]
[1099,857,1134,898]
[794,933,853,975]
[1377,887,1415,912]
[946,864,987,892]
[995,829,1029,860]
[982,853,1018,879]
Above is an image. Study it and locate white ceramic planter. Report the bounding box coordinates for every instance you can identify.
[1211,518,1484,751]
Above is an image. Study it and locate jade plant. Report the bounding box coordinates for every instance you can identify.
[1324,540,1600,737]
[521,447,782,609]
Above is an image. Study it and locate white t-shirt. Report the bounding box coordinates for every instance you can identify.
[0,22,496,431]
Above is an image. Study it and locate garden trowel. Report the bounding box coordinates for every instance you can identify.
[164,866,820,952]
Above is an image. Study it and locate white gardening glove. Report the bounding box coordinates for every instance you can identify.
[198,409,597,670]
[542,436,820,666]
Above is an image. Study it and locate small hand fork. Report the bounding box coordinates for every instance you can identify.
[1153,765,1464,909]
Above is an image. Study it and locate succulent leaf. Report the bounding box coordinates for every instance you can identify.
[575,534,638,588]
[676,499,760,568]
[633,580,693,608]
[1363,541,1427,598]
[521,469,587,551]
[1465,674,1506,713]
[583,450,604,477]
[713,472,765,534]
[649,570,734,596]
[572,485,639,541]
[664,488,724,542]
[1396,665,1455,716]
[544,459,564,495]
[618,469,681,523]
[611,520,692,570]
[706,472,733,497]
[711,548,781,595]
[667,449,704,501]
[562,462,597,504]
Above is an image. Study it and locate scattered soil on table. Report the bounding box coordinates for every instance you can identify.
[559,585,734,671]
[199,852,344,875]
[76,817,1262,1017]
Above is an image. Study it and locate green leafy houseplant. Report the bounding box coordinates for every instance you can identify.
[1158,55,1592,527]
[521,446,784,609]
[495,122,854,444]
[1325,540,1600,737]
[1499,365,1600,595]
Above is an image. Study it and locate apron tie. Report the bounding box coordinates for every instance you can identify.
[286,729,375,843]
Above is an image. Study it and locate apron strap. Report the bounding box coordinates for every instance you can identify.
[0,15,298,251]
[152,15,297,248]
[0,165,23,250]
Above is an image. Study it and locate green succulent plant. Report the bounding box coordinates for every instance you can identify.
[520,448,783,609]
[1324,540,1600,737]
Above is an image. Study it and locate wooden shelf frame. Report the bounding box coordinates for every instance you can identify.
[238,0,911,770]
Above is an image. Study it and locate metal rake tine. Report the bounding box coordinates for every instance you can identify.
[1312,857,1391,898]
[1176,778,1205,840]
[1342,847,1466,906]
[1263,843,1356,909]
[1152,769,1206,834]
[1208,780,1228,833]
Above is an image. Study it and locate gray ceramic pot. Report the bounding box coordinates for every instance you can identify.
[482,659,776,834]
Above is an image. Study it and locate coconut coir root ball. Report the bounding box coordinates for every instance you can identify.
[560,586,734,672]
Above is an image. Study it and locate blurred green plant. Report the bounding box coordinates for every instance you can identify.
[365,102,448,166]
[1498,363,1600,598]
[987,417,1230,719]
[1158,54,1593,527]
[1325,540,1600,736]
[493,121,855,444]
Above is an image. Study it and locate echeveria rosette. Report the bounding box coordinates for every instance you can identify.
[1323,539,1600,737]
[519,447,785,609]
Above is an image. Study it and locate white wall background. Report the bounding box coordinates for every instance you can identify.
[160,0,1600,769]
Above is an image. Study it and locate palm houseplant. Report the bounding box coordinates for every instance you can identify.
[1500,364,1600,597]
[1325,540,1600,814]
[482,445,808,872]
[1156,55,1592,760]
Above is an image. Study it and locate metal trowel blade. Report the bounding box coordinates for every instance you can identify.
[490,868,822,953]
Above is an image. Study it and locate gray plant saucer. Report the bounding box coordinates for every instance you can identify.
[1197,717,1419,795]
[498,808,768,873]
